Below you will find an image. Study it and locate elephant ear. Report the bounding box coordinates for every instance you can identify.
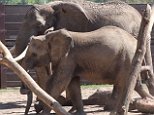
[52,2,91,31]
[46,29,73,65]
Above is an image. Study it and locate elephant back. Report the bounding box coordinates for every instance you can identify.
[50,1,141,38]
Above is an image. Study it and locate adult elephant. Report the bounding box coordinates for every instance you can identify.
[10,0,144,114]
[12,0,142,91]
[22,26,147,114]
[12,0,141,56]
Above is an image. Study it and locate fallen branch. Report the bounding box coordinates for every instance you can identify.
[132,98,154,113]
[86,89,154,113]
[0,41,70,115]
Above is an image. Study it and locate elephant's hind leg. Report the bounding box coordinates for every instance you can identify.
[104,85,121,111]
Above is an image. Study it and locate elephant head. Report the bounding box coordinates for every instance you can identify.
[13,4,55,56]
[22,35,49,69]
[12,1,90,58]
[23,29,73,70]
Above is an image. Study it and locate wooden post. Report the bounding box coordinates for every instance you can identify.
[0,3,6,89]
[0,41,70,115]
[110,4,154,115]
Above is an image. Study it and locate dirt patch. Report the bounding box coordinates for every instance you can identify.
[0,86,149,115]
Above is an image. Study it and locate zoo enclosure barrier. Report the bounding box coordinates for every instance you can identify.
[0,4,154,89]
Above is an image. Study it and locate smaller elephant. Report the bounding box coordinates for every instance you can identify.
[23,26,150,114]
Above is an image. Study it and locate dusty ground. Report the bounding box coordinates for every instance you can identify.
[0,85,151,115]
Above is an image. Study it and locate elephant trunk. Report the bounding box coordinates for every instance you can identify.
[9,46,16,57]
[10,22,37,61]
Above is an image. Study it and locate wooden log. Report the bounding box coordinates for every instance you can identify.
[85,89,154,113]
[0,41,70,115]
[110,4,154,115]
[133,98,154,113]
[82,89,112,106]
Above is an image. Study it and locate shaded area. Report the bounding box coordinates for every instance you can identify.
[0,87,148,115]
[0,101,36,115]
[0,101,26,109]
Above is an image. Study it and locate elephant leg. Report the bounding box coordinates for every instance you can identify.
[111,69,129,112]
[34,65,51,113]
[67,77,85,115]
[135,75,153,99]
[41,60,76,114]
[35,65,70,113]
[104,67,128,111]
[104,85,120,110]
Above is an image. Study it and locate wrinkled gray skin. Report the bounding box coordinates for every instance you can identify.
[15,0,141,56]
[13,0,142,114]
[23,26,149,114]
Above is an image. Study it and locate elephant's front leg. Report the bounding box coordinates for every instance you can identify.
[34,65,51,113]
[42,58,76,114]
[68,77,85,115]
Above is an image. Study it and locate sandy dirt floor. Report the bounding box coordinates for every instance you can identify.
[0,86,151,115]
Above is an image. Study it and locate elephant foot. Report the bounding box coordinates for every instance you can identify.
[104,104,115,111]
[57,95,70,105]
[104,98,116,111]
[39,107,51,115]
[34,101,43,113]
